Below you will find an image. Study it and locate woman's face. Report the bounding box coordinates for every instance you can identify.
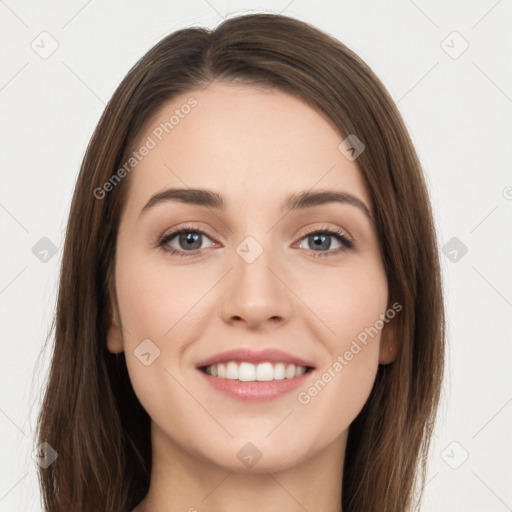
[107,81,396,473]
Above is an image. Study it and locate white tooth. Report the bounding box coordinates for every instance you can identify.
[256,362,274,381]
[239,362,256,381]
[213,361,306,380]
[226,361,239,380]
[273,362,285,380]
[285,364,296,379]
[295,366,306,377]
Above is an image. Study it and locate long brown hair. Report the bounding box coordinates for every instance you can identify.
[34,12,445,512]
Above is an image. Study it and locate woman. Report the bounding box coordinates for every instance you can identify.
[35,12,445,512]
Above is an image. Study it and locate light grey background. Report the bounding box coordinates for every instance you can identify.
[1,1,511,511]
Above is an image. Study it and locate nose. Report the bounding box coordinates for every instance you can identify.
[220,240,293,330]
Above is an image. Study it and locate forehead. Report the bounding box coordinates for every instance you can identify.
[123,81,371,217]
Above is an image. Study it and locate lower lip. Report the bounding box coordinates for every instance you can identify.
[198,369,313,402]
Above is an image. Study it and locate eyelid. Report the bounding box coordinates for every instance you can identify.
[294,223,353,244]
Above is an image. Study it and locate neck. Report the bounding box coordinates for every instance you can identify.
[135,422,346,512]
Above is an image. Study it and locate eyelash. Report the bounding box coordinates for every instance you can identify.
[155,224,354,258]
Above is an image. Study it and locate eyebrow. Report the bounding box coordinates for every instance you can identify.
[139,187,373,222]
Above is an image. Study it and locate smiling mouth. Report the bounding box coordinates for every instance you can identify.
[200,361,314,382]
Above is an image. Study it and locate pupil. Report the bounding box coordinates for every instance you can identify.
[181,232,201,249]
[310,234,330,251]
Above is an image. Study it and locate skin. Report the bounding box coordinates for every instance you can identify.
[106,81,398,512]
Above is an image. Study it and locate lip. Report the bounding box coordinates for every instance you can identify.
[199,370,313,402]
[195,348,315,369]
[196,348,315,402]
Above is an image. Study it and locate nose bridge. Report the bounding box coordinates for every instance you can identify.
[220,230,292,327]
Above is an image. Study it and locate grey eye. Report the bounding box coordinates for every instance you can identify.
[298,233,344,252]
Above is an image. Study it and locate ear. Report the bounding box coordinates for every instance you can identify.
[378,314,399,365]
[106,305,125,354]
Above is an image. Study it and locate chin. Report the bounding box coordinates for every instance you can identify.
[191,432,318,474]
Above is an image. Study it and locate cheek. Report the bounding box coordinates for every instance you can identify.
[113,246,199,409]
[293,256,388,354]
[116,248,202,344]
[294,350,378,460]
[330,278,387,358]
[291,261,387,435]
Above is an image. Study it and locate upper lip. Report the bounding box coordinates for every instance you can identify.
[196,348,315,369]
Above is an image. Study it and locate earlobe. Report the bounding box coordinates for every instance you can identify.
[378,319,399,365]
[106,307,125,354]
